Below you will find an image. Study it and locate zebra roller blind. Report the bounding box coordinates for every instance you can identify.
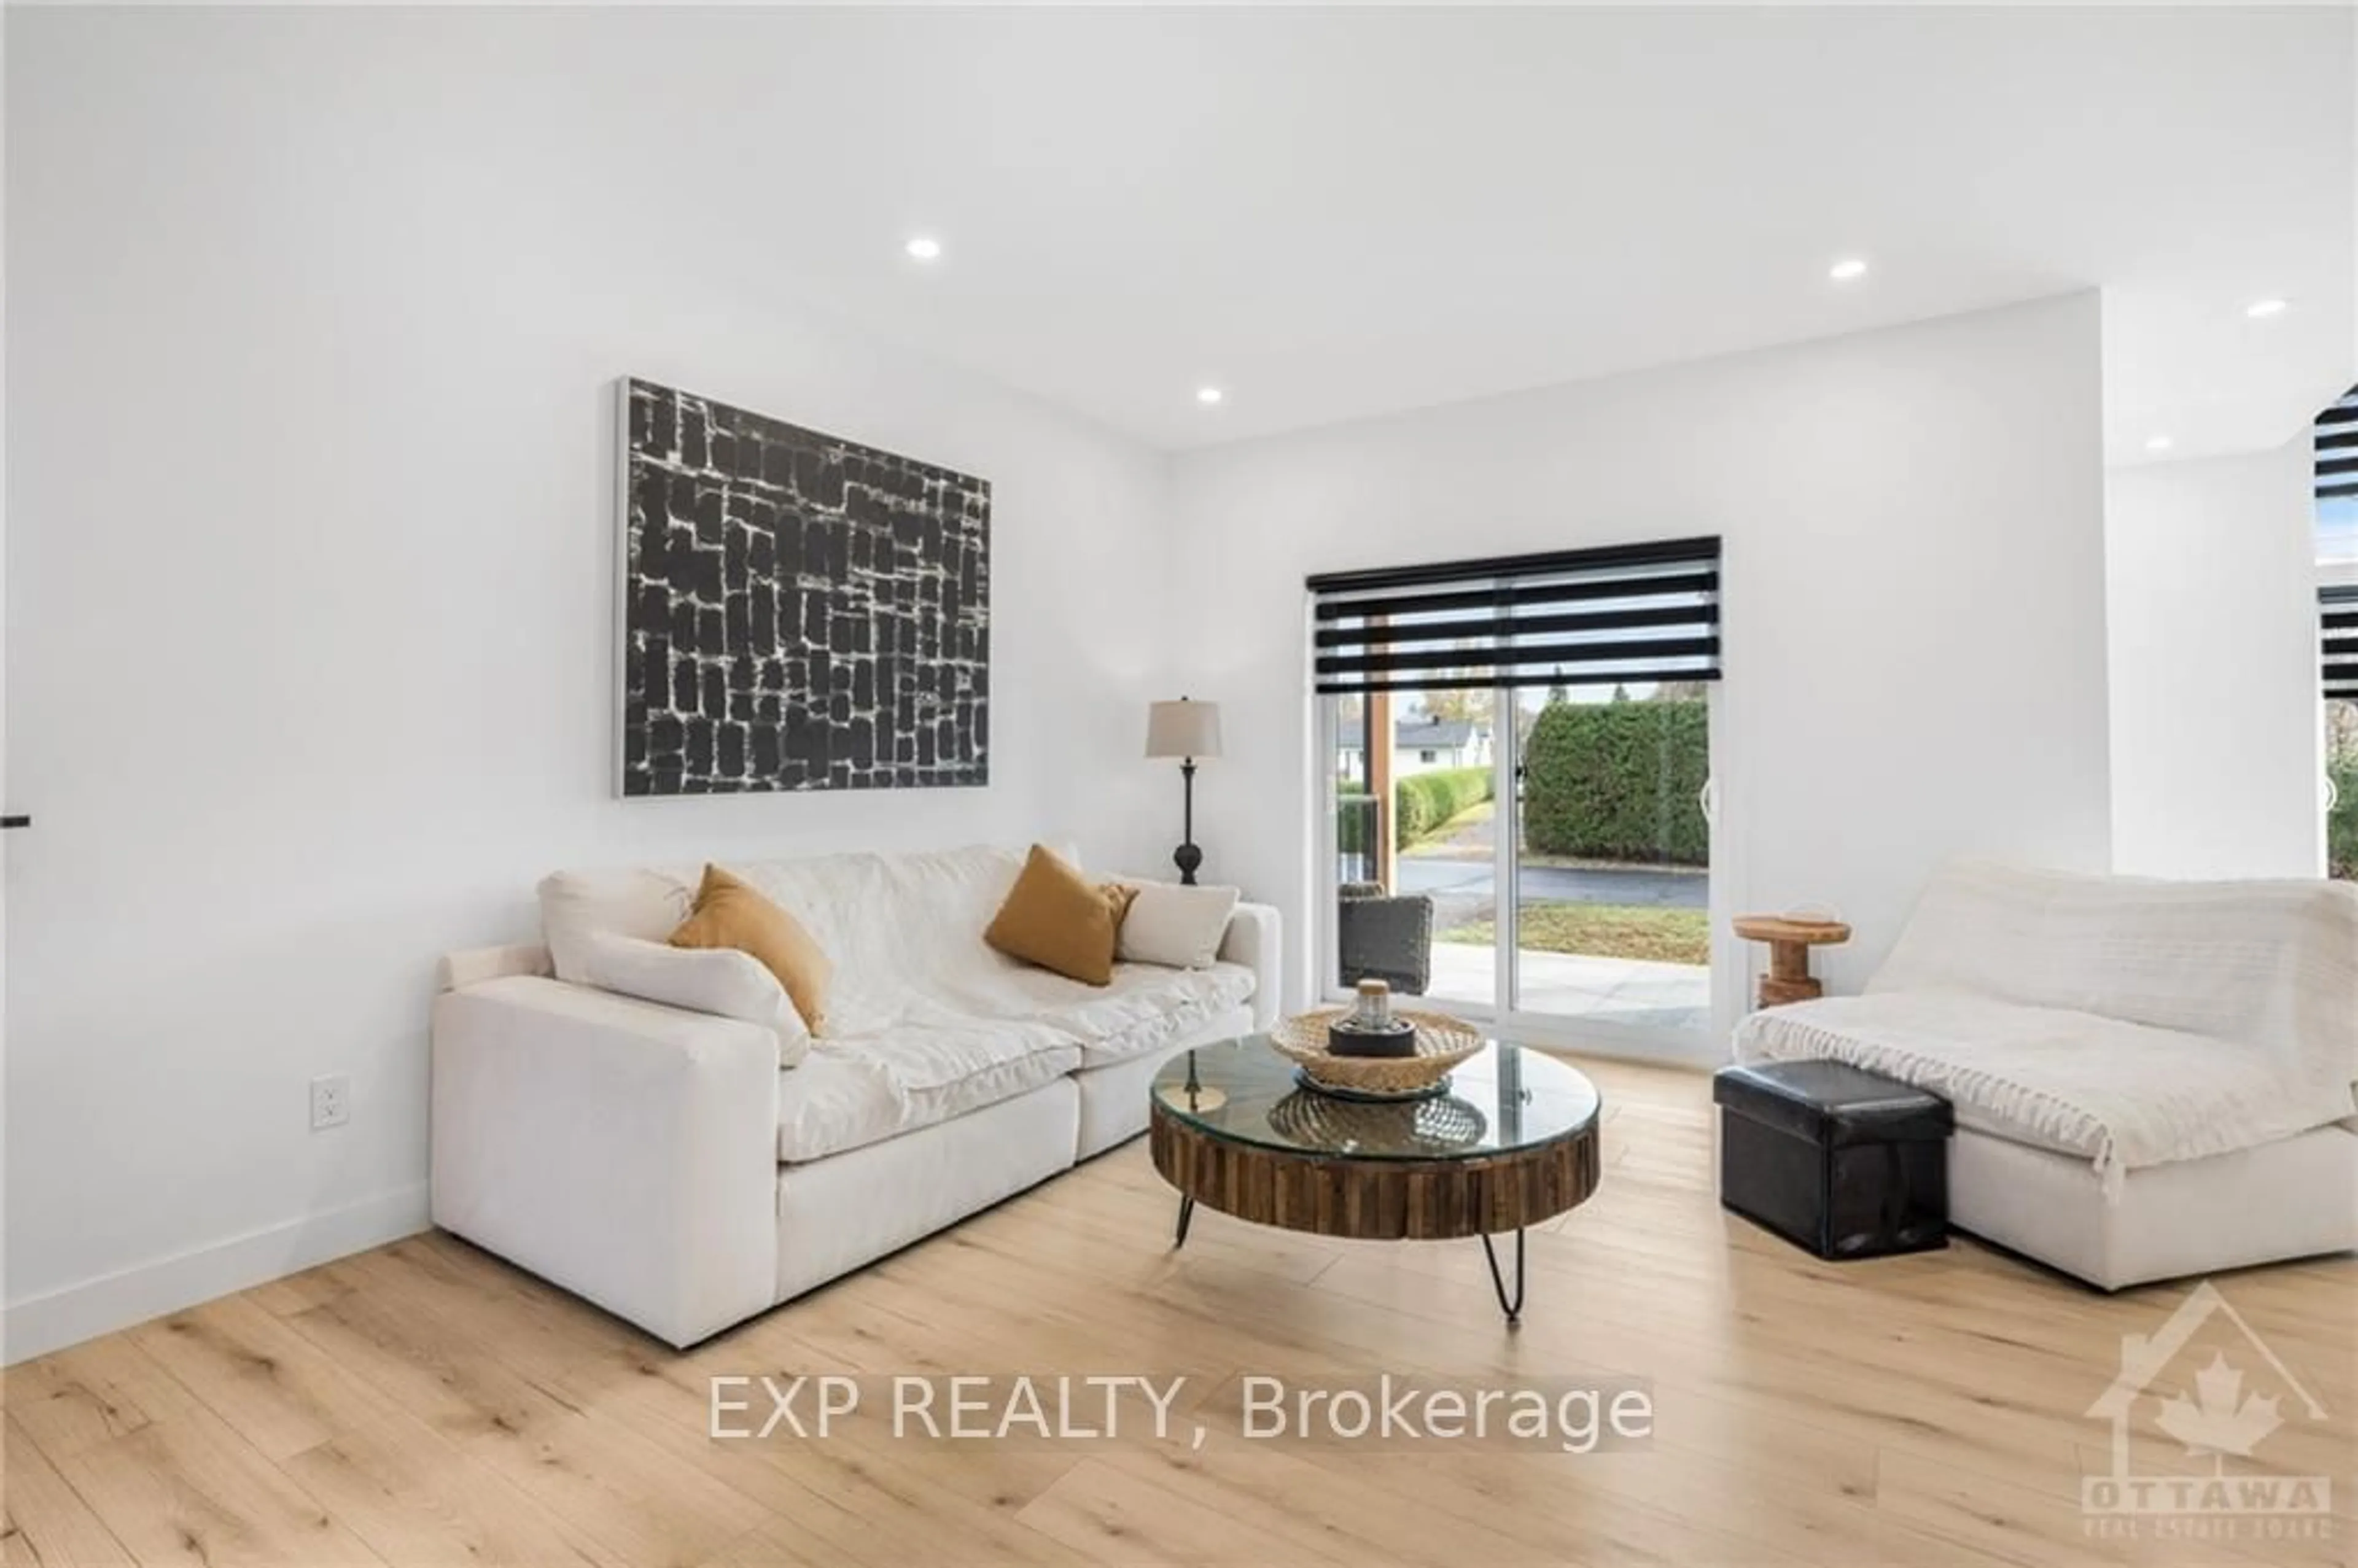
[1307,536,1722,696]
[2318,386,2358,502]
[2326,585,2357,700]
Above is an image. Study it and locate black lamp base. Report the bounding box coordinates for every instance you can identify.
[1171,756,1204,886]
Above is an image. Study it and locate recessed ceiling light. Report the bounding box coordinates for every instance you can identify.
[1829,257,1870,282]
[905,236,943,262]
[1196,386,1224,406]
[2245,297,2289,319]
[2146,435,2174,452]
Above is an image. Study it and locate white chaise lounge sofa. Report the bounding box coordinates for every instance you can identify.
[430,844,1279,1346]
[1735,861,2358,1289]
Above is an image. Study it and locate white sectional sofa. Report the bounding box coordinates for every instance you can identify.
[1736,861,2358,1289]
[430,844,1279,1347]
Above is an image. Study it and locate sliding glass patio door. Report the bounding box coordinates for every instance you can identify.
[1327,685,1496,1013]
[1507,684,1711,1034]
[1313,540,1720,1052]
[1323,682,1711,1047]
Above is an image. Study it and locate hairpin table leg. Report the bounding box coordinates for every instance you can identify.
[1481,1228,1525,1324]
[1173,1196,1195,1249]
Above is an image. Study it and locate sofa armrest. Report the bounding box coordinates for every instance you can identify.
[430,975,779,1347]
[436,942,552,993]
[1220,902,1283,1031]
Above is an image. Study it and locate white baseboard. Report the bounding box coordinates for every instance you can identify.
[3,1183,431,1364]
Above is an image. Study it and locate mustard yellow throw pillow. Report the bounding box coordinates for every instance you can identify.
[985,845,1135,987]
[669,864,832,1034]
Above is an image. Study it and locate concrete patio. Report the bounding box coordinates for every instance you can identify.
[1423,939,1711,1034]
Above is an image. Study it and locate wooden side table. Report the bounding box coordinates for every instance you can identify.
[1733,915,1851,1007]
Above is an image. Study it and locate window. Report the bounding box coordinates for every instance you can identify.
[2324,584,2354,882]
[2316,387,2355,880]
[2319,387,2357,561]
[1311,537,1722,1047]
[2327,696,2354,882]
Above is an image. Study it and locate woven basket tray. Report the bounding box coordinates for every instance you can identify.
[1269,1007,1484,1098]
[1266,1090,1488,1154]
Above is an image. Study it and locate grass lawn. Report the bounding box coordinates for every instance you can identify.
[1439,901,1710,966]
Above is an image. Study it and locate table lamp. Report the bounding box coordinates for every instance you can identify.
[1145,698,1222,885]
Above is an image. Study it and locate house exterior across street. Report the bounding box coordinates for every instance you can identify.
[1337,713,1493,783]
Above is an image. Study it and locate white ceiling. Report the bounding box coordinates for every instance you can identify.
[427,6,2356,459]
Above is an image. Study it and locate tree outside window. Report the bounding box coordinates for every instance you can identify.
[2329,699,2355,882]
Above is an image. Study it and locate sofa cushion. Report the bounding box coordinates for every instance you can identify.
[1869,860,2358,1081]
[539,866,695,984]
[1117,881,1241,969]
[538,845,1053,1017]
[774,959,1257,1160]
[736,845,1081,1036]
[669,865,833,1034]
[1736,992,2358,1184]
[776,1020,1081,1163]
[984,845,1133,986]
[574,932,809,1068]
[1021,961,1258,1068]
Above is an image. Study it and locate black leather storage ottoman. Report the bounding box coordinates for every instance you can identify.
[1713,1060,1953,1260]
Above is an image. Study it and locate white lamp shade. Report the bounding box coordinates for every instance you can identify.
[1145,699,1222,760]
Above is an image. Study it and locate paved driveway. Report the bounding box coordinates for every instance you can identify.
[1394,859,1707,909]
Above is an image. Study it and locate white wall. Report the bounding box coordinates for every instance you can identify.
[1169,293,2115,1023]
[0,10,2142,1359]
[2106,443,2326,878]
[3,11,1176,1357]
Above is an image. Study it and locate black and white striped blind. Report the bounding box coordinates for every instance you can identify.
[1306,537,1722,696]
[2320,386,2358,502]
[2325,585,2357,701]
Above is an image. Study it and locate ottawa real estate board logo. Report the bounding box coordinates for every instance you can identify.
[2083,1282,2335,1541]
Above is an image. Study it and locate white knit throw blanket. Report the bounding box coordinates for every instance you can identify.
[1735,862,2358,1197]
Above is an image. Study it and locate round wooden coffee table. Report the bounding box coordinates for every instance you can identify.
[1148,1038,1601,1324]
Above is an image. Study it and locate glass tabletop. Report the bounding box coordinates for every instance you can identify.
[1151,1036,1600,1162]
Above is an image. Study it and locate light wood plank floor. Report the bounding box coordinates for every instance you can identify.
[7,1055,2352,1567]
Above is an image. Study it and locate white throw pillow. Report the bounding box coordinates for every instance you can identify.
[574,932,811,1067]
[1118,882,1240,969]
[538,866,695,984]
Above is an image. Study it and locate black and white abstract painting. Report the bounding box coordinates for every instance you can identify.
[618,378,990,796]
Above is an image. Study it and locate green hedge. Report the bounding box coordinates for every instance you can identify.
[1395,766,1493,848]
[1336,767,1494,856]
[2332,758,2357,882]
[1337,790,1372,857]
[1522,699,1708,864]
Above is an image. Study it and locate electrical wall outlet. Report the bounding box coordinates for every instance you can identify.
[309,1074,351,1131]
